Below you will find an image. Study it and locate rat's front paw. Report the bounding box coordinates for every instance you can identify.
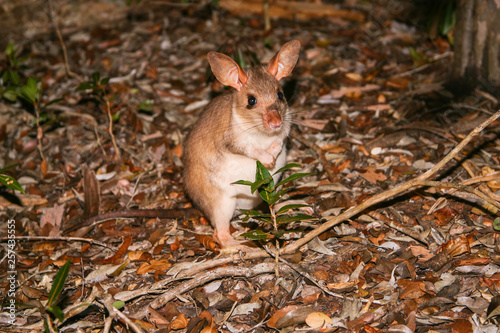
[259,153,276,169]
[266,139,283,158]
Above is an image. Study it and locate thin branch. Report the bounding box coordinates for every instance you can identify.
[2,236,117,250]
[105,98,121,161]
[47,0,82,81]
[130,262,284,319]
[420,180,500,210]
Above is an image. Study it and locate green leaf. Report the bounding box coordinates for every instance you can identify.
[440,0,456,36]
[91,72,101,84]
[241,230,272,240]
[47,260,71,307]
[276,204,309,215]
[238,209,270,217]
[100,77,110,86]
[494,217,500,231]
[42,98,63,109]
[256,161,272,183]
[276,214,316,224]
[273,163,302,175]
[251,177,272,194]
[6,42,15,57]
[46,305,65,322]
[0,173,25,193]
[75,82,94,91]
[113,301,125,310]
[111,111,120,121]
[263,188,291,206]
[8,69,19,85]
[270,229,285,239]
[232,180,254,187]
[19,78,39,104]
[264,192,282,206]
[2,87,18,102]
[0,164,17,173]
[276,172,316,188]
[236,48,247,69]
[137,100,153,112]
[258,187,276,204]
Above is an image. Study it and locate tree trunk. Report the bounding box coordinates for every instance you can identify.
[451,0,500,95]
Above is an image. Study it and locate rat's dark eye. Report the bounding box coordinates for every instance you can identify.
[248,95,257,106]
[277,91,284,101]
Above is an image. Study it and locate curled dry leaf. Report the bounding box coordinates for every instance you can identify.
[169,313,188,330]
[128,250,153,262]
[195,234,220,252]
[170,236,181,251]
[41,157,48,177]
[136,259,171,275]
[102,236,132,264]
[326,281,358,292]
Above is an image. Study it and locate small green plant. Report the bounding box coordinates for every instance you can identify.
[18,78,61,175]
[494,217,500,231]
[0,165,24,193]
[234,162,315,274]
[0,43,23,102]
[44,260,71,332]
[76,72,120,160]
[233,161,316,243]
[427,0,456,43]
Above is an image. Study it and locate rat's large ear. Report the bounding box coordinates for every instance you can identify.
[207,52,248,91]
[267,40,301,81]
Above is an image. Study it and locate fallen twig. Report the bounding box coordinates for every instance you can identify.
[1,236,117,251]
[48,0,82,81]
[130,262,286,319]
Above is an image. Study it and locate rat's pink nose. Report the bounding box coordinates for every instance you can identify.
[264,110,282,130]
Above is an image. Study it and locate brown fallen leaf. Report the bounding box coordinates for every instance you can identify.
[360,166,387,184]
[169,313,188,330]
[446,318,473,333]
[442,235,471,257]
[326,281,357,292]
[136,259,171,275]
[195,234,220,252]
[433,206,457,226]
[102,236,132,264]
[40,203,65,237]
[454,258,491,266]
[41,157,48,177]
[399,281,428,300]
[146,307,170,326]
[305,312,332,330]
[266,305,302,329]
[409,246,433,262]
[128,250,153,262]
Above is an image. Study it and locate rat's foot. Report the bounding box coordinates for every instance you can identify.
[215,230,257,254]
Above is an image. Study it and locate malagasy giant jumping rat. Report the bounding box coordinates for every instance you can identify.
[182,40,301,249]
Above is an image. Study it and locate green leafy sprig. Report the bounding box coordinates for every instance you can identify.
[233,161,316,242]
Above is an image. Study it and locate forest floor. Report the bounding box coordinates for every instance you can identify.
[1,0,500,332]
